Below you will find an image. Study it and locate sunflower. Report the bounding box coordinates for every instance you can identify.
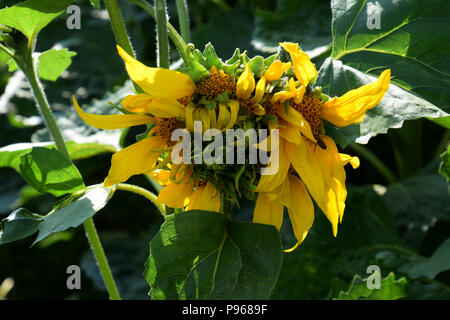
[253,42,390,250]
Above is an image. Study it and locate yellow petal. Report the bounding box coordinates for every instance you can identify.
[255,140,290,192]
[264,60,291,82]
[121,94,185,118]
[103,136,166,187]
[286,175,314,246]
[322,69,391,127]
[278,119,302,145]
[73,96,153,129]
[146,169,170,186]
[277,105,316,142]
[279,42,317,87]
[217,103,231,130]
[224,100,239,130]
[157,180,194,208]
[236,64,255,100]
[250,78,266,105]
[186,182,221,212]
[116,45,195,99]
[272,78,297,103]
[253,193,284,230]
[185,104,195,131]
[340,153,360,169]
[199,107,211,131]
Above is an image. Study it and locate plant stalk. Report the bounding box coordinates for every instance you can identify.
[127,0,190,67]
[155,0,170,69]
[83,218,121,300]
[116,183,166,215]
[22,49,121,301]
[175,0,191,43]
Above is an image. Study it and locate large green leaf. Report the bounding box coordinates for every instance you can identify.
[0,208,43,245]
[0,0,75,41]
[401,238,450,279]
[330,0,450,123]
[144,210,282,300]
[336,272,407,300]
[0,185,115,245]
[33,185,115,244]
[316,58,447,147]
[0,141,117,172]
[19,147,85,197]
[38,48,77,81]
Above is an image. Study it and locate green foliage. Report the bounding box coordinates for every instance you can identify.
[38,48,77,81]
[144,210,282,300]
[316,58,448,147]
[0,0,75,41]
[331,0,450,124]
[336,272,407,300]
[401,239,450,279]
[0,208,43,245]
[439,146,450,184]
[19,147,85,197]
[33,185,114,244]
[89,0,101,10]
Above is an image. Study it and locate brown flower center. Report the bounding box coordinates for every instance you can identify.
[292,93,323,137]
[196,68,236,98]
[154,117,181,144]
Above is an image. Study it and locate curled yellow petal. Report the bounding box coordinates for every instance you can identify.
[279,42,317,87]
[224,100,239,130]
[121,94,185,118]
[286,175,314,247]
[340,153,360,169]
[73,96,154,129]
[277,105,316,142]
[157,180,194,208]
[322,69,391,127]
[103,136,167,187]
[255,140,290,193]
[146,169,170,186]
[250,78,266,105]
[264,60,291,82]
[116,45,195,99]
[253,193,284,230]
[236,64,255,100]
[186,182,221,212]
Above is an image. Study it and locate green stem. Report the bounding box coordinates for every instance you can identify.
[175,0,191,43]
[103,0,143,93]
[434,130,450,159]
[83,218,121,300]
[348,142,397,184]
[22,59,70,160]
[127,0,190,66]
[21,46,121,301]
[155,0,169,69]
[104,0,134,55]
[116,183,166,215]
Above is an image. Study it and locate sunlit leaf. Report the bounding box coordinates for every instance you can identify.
[19,147,85,197]
[38,48,77,81]
[144,210,282,300]
[316,58,448,147]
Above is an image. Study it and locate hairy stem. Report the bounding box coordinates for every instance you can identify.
[155,0,170,68]
[116,183,166,215]
[83,218,121,300]
[175,0,191,43]
[127,0,190,66]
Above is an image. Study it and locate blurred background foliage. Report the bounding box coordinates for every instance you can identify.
[0,0,449,299]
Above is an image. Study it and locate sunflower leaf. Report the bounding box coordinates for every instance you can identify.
[336,272,407,300]
[19,147,86,197]
[316,58,447,147]
[144,210,282,299]
[38,48,77,81]
[330,0,450,128]
[0,208,44,245]
[0,0,75,41]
